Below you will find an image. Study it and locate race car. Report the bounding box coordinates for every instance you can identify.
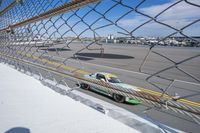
[80,72,142,104]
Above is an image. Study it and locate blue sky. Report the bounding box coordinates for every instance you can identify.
[50,0,200,37]
[1,0,199,37]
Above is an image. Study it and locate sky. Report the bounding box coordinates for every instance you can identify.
[117,0,200,37]
[92,0,200,37]
[46,0,200,37]
[1,0,200,37]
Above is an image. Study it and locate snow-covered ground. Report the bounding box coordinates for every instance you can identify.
[0,63,139,133]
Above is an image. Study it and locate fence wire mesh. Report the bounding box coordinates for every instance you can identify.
[0,0,200,131]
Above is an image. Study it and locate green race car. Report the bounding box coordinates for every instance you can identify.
[80,72,142,104]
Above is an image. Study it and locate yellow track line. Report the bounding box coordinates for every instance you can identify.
[17,52,200,108]
[19,52,89,75]
[140,88,200,108]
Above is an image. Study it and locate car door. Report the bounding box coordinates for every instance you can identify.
[92,73,110,96]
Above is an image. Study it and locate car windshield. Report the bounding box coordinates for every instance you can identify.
[108,77,122,83]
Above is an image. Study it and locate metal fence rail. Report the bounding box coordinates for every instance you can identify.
[0,0,200,129]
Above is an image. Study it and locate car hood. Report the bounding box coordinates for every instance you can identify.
[113,83,141,91]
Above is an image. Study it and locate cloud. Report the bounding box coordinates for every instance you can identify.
[118,0,200,36]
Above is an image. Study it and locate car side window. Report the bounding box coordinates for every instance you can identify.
[96,74,106,81]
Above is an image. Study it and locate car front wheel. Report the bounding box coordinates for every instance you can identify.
[113,93,125,103]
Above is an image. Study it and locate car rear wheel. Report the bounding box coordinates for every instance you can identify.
[80,83,90,90]
[113,93,125,103]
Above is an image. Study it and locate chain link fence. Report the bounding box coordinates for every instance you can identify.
[0,0,200,131]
